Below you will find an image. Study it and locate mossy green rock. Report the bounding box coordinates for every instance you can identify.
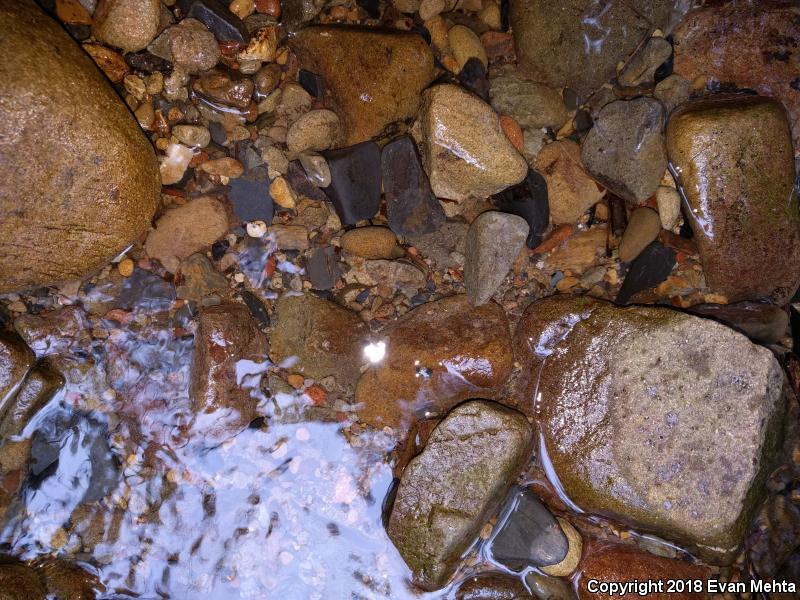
[514,296,787,563]
[387,400,533,590]
[0,0,160,293]
[666,95,800,303]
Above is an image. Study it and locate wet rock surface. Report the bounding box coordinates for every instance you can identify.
[290,26,435,146]
[515,296,787,562]
[666,95,800,303]
[0,336,34,411]
[416,84,528,206]
[356,295,513,431]
[456,572,533,600]
[535,140,603,225]
[323,141,382,225]
[191,303,269,443]
[0,0,160,293]
[387,400,532,590]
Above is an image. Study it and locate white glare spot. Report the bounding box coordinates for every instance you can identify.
[363,341,386,363]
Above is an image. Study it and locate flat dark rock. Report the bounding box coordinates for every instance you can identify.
[177,0,249,43]
[306,246,341,290]
[492,169,549,248]
[615,241,675,305]
[228,173,273,223]
[381,136,445,236]
[489,488,568,570]
[323,141,382,225]
[689,301,789,345]
[287,161,329,204]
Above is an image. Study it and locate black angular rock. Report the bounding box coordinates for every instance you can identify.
[306,247,341,290]
[322,141,382,225]
[126,51,172,73]
[489,488,568,571]
[298,69,324,98]
[615,241,676,305]
[381,136,445,237]
[356,0,381,18]
[458,57,490,101]
[492,169,549,248]
[177,0,249,43]
[241,291,270,328]
[228,171,274,223]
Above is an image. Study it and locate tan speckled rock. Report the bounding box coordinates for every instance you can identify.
[356,295,514,432]
[144,197,229,273]
[92,0,160,53]
[290,26,435,146]
[416,84,528,203]
[514,295,787,563]
[666,96,800,303]
[387,400,532,590]
[618,207,661,263]
[0,0,160,293]
[340,227,402,259]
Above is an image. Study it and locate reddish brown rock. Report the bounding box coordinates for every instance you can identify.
[576,543,709,600]
[190,303,269,443]
[666,96,800,303]
[673,1,800,149]
[290,26,435,146]
[355,295,514,432]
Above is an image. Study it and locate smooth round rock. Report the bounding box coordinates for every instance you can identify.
[92,0,160,53]
[0,0,160,293]
[340,227,402,259]
[172,124,211,148]
[286,109,340,155]
[540,518,582,577]
[448,24,488,71]
[618,207,662,263]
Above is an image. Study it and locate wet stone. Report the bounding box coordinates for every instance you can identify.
[0,365,63,439]
[298,69,324,99]
[306,247,341,291]
[323,141,382,225]
[286,161,329,203]
[190,303,269,444]
[147,17,221,73]
[240,290,270,328]
[177,0,249,43]
[269,294,367,391]
[355,295,514,431]
[228,174,274,223]
[618,36,673,88]
[0,335,35,413]
[0,561,47,600]
[535,140,603,225]
[456,572,534,600]
[176,253,228,303]
[341,227,402,260]
[91,0,160,53]
[581,98,667,206]
[618,207,661,263]
[194,68,255,109]
[654,74,690,115]
[688,302,789,346]
[116,268,177,313]
[514,295,787,562]
[525,572,575,600]
[615,241,675,305]
[493,169,549,248]
[37,559,102,600]
[666,95,800,303]
[406,221,468,270]
[489,65,569,131]
[387,400,533,591]
[381,135,445,237]
[458,57,490,102]
[490,488,567,571]
[464,211,528,306]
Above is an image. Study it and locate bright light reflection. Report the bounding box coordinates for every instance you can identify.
[363,341,386,363]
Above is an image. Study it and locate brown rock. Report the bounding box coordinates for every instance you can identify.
[542,226,606,273]
[0,561,46,600]
[673,1,800,150]
[290,26,436,146]
[37,559,101,600]
[92,0,160,53]
[355,295,514,432]
[456,573,533,600]
[190,303,269,443]
[0,335,34,411]
[268,224,309,251]
[145,197,230,273]
[618,207,661,263]
[666,96,800,303]
[535,140,604,224]
[81,43,129,83]
[576,543,709,600]
[340,227,402,259]
[0,365,63,439]
[0,0,160,293]
[269,294,367,392]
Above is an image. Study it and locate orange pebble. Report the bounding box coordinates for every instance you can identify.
[305,385,327,406]
[255,0,281,18]
[287,374,305,389]
[499,115,524,154]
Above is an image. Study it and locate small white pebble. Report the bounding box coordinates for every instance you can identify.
[295,427,310,441]
[247,220,268,238]
[233,273,245,283]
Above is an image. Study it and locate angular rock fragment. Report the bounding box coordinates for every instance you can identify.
[492,169,549,248]
[387,400,533,590]
[615,241,675,304]
[514,295,788,562]
[322,141,382,225]
[0,335,34,413]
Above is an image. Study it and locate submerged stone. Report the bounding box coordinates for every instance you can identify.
[0,365,63,439]
[381,136,445,237]
[387,400,533,590]
[0,561,47,600]
[177,0,249,43]
[323,141,382,225]
[489,488,568,571]
[688,302,789,346]
[290,26,435,145]
[514,296,788,562]
[228,175,274,223]
[356,295,514,432]
[666,95,800,303]
[492,169,549,249]
[0,335,34,412]
[615,241,675,305]
[0,0,160,293]
[191,303,269,443]
[456,572,534,600]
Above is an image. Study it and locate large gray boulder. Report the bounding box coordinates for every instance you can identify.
[514,296,787,563]
[0,0,160,293]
